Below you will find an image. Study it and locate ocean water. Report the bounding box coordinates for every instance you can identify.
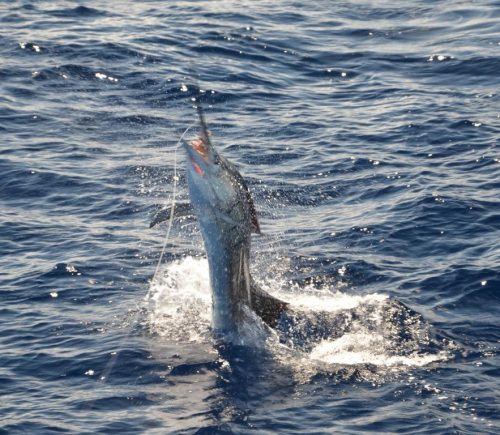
[1,0,499,433]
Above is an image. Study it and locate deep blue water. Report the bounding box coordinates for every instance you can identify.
[1,1,499,433]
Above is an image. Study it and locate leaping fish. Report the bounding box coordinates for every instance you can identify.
[152,102,288,339]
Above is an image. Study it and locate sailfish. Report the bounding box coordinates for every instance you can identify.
[151,102,288,340]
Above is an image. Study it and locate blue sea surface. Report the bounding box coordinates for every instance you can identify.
[1,1,499,433]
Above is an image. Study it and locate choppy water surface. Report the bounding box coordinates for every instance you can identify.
[1,1,499,433]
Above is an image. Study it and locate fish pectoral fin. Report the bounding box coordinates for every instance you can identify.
[250,281,288,328]
[149,202,194,228]
[214,209,241,228]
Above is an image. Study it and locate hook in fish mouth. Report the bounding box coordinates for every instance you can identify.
[191,137,208,159]
[185,134,212,177]
[186,129,216,176]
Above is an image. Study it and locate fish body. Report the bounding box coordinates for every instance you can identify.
[180,104,285,338]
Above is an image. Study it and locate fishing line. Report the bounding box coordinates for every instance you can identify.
[96,79,202,390]
[151,81,203,281]
[95,121,196,387]
[152,122,196,282]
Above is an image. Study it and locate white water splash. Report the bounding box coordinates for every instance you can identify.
[146,256,449,368]
[275,289,389,313]
[146,256,211,342]
[310,333,447,367]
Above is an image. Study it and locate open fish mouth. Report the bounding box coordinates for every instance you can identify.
[182,135,211,177]
[191,137,209,159]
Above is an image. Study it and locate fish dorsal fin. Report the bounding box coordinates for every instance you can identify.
[220,155,262,235]
[246,189,261,234]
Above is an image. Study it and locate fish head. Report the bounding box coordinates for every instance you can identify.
[182,133,221,181]
[183,133,261,236]
[182,101,261,239]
